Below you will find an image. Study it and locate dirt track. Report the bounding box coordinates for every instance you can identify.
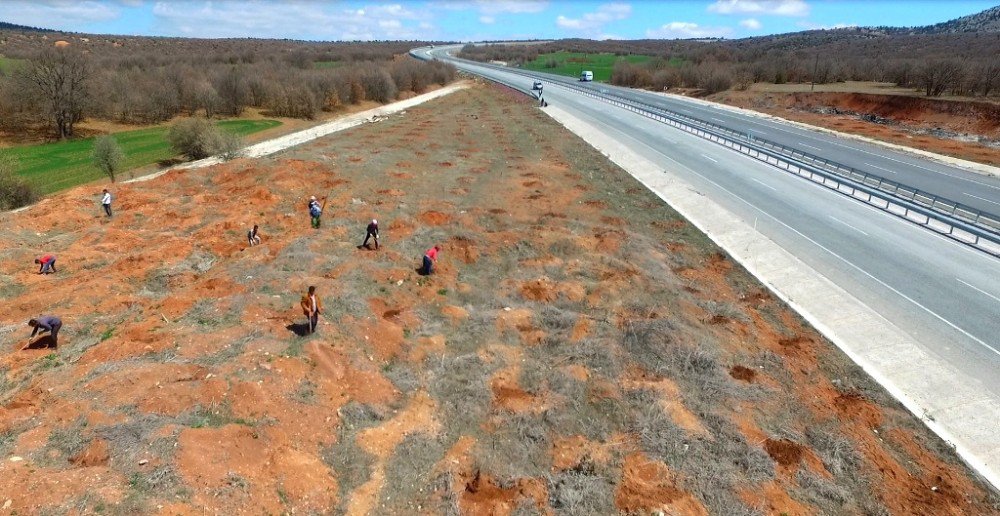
[1,82,997,514]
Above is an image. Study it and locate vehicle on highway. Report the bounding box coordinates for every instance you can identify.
[580,71,593,82]
[532,81,543,91]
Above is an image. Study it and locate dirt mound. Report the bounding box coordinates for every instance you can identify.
[729,365,757,382]
[615,453,707,515]
[520,277,557,302]
[419,210,452,225]
[764,438,804,467]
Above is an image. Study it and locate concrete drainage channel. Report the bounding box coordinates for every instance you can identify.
[431,54,1000,257]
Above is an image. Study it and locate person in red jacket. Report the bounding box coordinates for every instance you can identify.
[422,245,440,275]
[34,254,57,274]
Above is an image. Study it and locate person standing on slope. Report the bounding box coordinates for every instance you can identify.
[101,189,113,217]
[308,196,323,229]
[362,219,379,250]
[300,285,322,334]
[26,315,62,348]
[34,254,57,274]
[422,245,440,275]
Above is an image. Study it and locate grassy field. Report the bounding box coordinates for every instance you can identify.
[0,55,25,73]
[521,51,654,82]
[1,119,280,194]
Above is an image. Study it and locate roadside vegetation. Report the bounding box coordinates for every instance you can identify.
[0,119,277,195]
[0,32,457,207]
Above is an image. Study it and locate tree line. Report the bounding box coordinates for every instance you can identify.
[0,42,456,141]
[460,29,1000,97]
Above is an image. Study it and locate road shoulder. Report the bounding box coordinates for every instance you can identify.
[540,103,1000,490]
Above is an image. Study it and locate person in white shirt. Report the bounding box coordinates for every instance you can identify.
[101,189,113,217]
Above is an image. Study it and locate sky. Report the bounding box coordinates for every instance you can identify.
[0,0,997,41]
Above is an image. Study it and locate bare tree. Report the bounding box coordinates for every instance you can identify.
[978,61,1000,97]
[16,48,90,139]
[919,60,964,97]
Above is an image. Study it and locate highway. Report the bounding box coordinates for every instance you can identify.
[413,46,1000,399]
[428,49,1000,216]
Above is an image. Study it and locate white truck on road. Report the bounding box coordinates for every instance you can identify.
[580,70,594,82]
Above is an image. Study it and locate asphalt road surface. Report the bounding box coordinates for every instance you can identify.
[415,46,1000,397]
[425,48,1000,215]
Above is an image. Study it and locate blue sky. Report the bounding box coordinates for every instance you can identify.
[1,1,996,41]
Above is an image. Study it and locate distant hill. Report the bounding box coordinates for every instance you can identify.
[0,21,55,33]
[920,5,1000,33]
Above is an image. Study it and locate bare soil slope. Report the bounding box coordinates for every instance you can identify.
[710,89,1000,166]
[1,83,997,514]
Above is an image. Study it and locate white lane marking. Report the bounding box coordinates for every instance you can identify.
[711,117,726,123]
[564,93,991,262]
[801,143,822,151]
[684,168,999,357]
[864,162,897,174]
[751,178,777,191]
[963,192,1000,207]
[829,215,870,236]
[701,154,718,163]
[956,278,1000,304]
[562,109,998,355]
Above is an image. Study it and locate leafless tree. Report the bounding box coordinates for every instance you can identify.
[978,61,1000,97]
[16,48,90,138]
[919,60,964,96]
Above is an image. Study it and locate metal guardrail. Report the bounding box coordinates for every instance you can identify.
[565,87,1000,235]
[415,49,1000,256]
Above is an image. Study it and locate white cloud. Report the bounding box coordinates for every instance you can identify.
[739,18,762,30]
[556,3,632,31]
[708,0,809,17]
[645,21,732,39]
[431,0,547,14]
[796,20,855,30]
[478,0,547,15]
[150,1,433,40]
[479,15,496,24]
[0,0,122,29]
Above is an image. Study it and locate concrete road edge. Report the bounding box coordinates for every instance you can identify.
[540,104,1000,491]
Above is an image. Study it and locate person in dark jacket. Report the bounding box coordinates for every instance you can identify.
[247,225,261,246]
[362,219,379,250]
[27,315,62,347]
[308,196,322,229]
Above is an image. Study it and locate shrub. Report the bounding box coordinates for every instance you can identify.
[167,118,224,160]
[217,132,244,161]
[699,69,733,94]
[92,134,125,182]
[360,67,398,103]
[0,156,37,210]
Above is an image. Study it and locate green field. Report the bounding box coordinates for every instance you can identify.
[1,119,280,194]
[521,51,654,82]
[0,55,25,73]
